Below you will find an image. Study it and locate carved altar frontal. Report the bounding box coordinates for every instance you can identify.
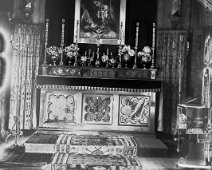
[36,75,161,133]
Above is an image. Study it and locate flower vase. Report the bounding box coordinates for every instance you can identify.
[51,56,57,65]
[73,55,78,66]
[117,55,122,68]
[95,57,101,67]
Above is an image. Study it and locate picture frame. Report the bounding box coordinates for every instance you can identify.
[74,0,126,45]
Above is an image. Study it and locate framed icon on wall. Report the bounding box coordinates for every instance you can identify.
[74,0,126,45]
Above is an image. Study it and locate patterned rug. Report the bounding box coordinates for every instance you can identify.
[51,153,141,170]
[55,133,137,155]
[25,131,141,170]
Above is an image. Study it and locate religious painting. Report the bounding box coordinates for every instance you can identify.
[47,94,76,123]
[119,95,150,126]
[74,0,126,45]
[82,93,113,124]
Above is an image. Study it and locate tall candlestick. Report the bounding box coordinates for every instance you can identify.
[60,19,65,65]
[44,19,49,64]
[133,22,139,69]
[118,22,123,68]
[74,20,79,66]
[151,22,155,69]
[61,19,65,45]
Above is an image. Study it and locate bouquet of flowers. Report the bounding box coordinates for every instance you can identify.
[46,46,62,57]
[64,43,79,58]
[138,46,152,62]
[119,45,135,61]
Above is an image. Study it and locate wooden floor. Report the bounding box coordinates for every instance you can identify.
[0,131,182,170]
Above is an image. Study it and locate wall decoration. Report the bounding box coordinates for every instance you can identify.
[74,0,126,45]
[82,93,113,124]
[119,95,150,126]
[47,94,76,123]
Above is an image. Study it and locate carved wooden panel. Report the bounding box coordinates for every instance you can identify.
[119,95,150,126]
[82,94,113,125]
[47,94,76,123]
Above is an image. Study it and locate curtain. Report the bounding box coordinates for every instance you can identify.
[9,23,42,130]
[156,30,188,134]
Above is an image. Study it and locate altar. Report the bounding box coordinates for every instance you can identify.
[36,67,161,133]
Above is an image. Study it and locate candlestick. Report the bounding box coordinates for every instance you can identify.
[118,22,123,68]
[151,22,156,69]
[133,22,139,69]
[44,19,49,64]
[60,19,65,65]
[74,20,79,67]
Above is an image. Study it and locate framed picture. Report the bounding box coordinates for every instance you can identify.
[119,95,151,126]
[82,93,113,125]
[74,0,126,45]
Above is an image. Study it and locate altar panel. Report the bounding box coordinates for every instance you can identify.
[37,75,161,133]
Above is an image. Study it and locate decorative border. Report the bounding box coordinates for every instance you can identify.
[74,0,126,45]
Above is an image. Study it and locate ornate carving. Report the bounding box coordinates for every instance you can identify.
[119,95,150,126]
[82,94,113,124]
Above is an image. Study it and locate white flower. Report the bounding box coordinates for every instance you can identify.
[128,49,135,56]
[46,46,62,57]
[81,56,87,62]
[102,54,109,63]
[143,46,151,54]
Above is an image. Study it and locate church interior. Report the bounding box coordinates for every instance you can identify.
[0,0,212,169]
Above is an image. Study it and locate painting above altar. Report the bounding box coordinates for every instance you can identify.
[74,0,126,45]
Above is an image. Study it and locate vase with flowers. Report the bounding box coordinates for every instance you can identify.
[64,43,79,66]
[138,46,152,69]
[102,53,109,68]
[119,45,135,68]
[46,46,63,65]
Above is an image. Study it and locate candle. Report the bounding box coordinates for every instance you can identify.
[61,19,65,45]
[152,22,155,49]
[133,22,139,69]
[44,19,49,64]
[151,22,156,69]
[45,19,49,46]
[135,22,139,50]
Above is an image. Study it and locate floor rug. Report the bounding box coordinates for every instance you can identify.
[25,132,137,155]
[51,153,142,170]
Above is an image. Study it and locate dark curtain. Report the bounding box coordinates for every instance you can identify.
[156,30,188,134]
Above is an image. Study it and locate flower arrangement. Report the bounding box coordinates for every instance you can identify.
[46,46,63,57]
[64,43,79,58]
[138,46,152,62]
[119,45,135,61]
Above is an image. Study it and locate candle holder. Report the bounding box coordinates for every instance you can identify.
[95,29,102,67]
[73,20,79,67]
[151,22,156,69]
[44,19,49,65]
[60,19,65,66]
[133,22,139,69]
[7,34,25,146]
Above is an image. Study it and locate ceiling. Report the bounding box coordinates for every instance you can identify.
[197,0,212,11]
